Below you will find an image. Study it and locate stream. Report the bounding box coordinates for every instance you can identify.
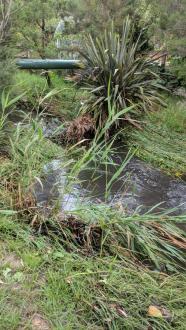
[33,147,186,216]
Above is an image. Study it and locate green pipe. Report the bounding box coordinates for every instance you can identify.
[16,59,85,70]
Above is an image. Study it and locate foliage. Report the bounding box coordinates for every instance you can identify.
[14,0,151,63]
[0,1,16,155]
[0,91,25,155]
[53,0,152,61]
[14,0,59,59]
[0,99,10,155]
[63,0,142,35]
[80,18,164,129]
[0,125,186,326]
[0,116,185,272]
[0,102,185,328]
[1,2,186,329]
[0,118,63,192]
[14,71,49,107]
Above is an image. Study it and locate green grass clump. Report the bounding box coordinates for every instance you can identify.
[45,204,186,272]
[170,59,186,88]
[14,70,49,105]
[129,97,186,176]
[0,119,64,213]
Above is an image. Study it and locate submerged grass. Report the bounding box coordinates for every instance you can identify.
[129,97,186,176]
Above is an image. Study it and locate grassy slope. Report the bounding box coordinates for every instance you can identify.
[0,216,186,330]
[129,97,186,177]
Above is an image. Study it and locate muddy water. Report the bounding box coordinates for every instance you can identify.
[34,149,186,216]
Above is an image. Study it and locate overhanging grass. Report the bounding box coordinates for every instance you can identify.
[129,97,186,176]
[42,205,186,272]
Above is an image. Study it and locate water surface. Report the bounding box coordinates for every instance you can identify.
[33,149,186,216]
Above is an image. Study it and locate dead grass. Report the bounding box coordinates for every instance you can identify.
[31,313,51,330]
[66,113,95,143]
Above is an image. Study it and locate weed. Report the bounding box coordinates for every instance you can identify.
[0,90,26,155]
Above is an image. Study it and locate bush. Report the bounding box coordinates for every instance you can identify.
[80,17,164,129]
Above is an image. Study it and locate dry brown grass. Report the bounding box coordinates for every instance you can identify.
[66,114,95,143]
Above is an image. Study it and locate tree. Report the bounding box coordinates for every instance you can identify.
[15,0,59,59]
[145,0,186,57]
[53,0,152,60]
[0,0,14,95]
[14,0,70,85]
[63,0,141,35]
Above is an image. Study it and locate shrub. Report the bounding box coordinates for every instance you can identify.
[80,17,164,129]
